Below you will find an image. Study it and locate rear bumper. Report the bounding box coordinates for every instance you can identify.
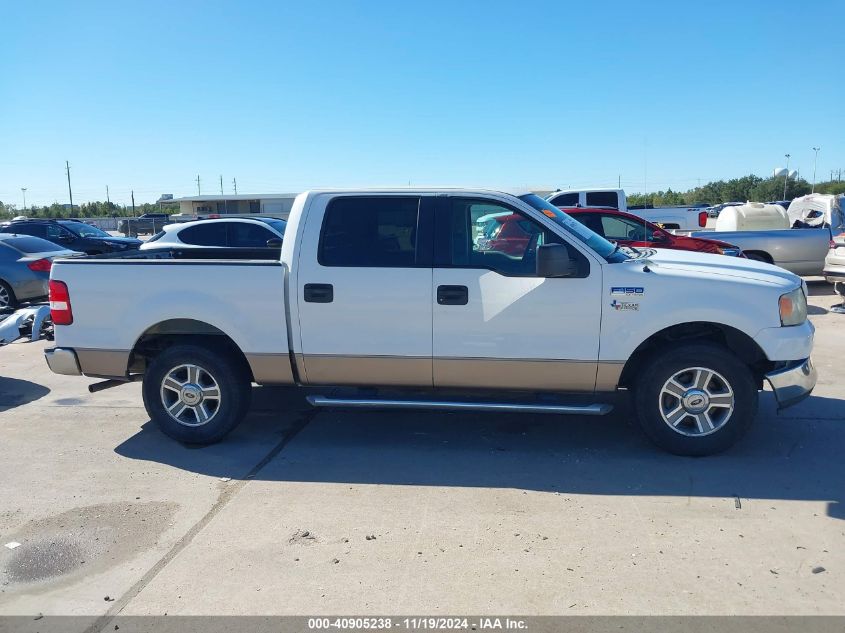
[44,347,82,376]
[764,357,816,410]
[822,268,845,284]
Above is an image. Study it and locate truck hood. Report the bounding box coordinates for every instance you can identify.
[624,247,801,289]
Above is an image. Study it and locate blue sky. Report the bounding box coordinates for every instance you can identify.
[1,0,842,207]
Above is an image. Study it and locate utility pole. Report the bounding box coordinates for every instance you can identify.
[233,178,237,195]
[618,174,621,188]
[106,185,110,205]
[196,175,201,195]
[811,147,820,193]
[219,175,224,195]
[131,190,136,216]
[21,188,27,211]
[782,154,791,200]
[65,161,74,213]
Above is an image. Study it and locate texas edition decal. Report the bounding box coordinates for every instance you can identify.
[611,300,639,311]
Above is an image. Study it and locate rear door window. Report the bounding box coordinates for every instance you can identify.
[178,223,228,246]
[319,197,421,267]
[5,223,47,238]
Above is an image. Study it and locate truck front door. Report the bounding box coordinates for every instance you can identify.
[432,196,603,391]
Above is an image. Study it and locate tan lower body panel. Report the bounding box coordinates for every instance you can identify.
[302,355,432,387]
[76,349,130,379]
[245,353,295,385]
[301,354,625,392]
[434,357,598,391]
[595,361,625,391]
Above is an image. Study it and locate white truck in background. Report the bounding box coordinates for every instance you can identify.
[545,188,709,230]
[45,189,816,456]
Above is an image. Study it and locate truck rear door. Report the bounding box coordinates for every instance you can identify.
[295,195,434,386]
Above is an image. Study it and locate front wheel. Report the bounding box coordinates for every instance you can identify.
[142,344,251,444]
[632,343,757,456]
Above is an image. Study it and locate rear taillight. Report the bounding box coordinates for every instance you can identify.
[698,211,707,227]
[27,258,53,272]
[49,280,73,325]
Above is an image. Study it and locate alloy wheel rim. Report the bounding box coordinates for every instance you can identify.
[0,286,9,308]
[658,366,734,437]
[159,363,222,427]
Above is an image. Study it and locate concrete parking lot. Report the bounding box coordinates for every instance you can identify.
[1,281,843,625]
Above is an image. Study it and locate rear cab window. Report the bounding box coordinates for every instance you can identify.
[585,191,620,209]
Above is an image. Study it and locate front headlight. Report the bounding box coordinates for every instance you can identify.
[779,287,807,326]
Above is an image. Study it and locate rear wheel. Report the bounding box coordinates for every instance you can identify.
[0,280,17,310]
[142,344,251,444]
[633,343,757,456]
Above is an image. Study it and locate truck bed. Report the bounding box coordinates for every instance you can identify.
[684,227,831,276]
[49,250,290,383]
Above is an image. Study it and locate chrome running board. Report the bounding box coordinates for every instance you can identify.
[306,395,613,416]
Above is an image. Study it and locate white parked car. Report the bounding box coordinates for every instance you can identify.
[46,189,815,456]
[140,217,286,251]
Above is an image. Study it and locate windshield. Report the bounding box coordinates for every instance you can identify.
[61,221,110,238]
[518,194,629,261]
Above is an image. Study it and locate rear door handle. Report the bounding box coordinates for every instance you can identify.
[304,283,333,303]
[437,285,468,305]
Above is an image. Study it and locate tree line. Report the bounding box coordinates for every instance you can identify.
[0,200,178,219]
[626,175,845,208]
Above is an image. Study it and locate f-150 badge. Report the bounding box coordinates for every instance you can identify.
[610,287,644,296]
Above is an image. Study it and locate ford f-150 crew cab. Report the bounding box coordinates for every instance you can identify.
[44,189,817,456]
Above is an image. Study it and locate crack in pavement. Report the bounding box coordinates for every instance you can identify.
[82,408,318,633]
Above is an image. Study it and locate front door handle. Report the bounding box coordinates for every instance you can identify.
[304,283,333,303]
[437,285,468,305]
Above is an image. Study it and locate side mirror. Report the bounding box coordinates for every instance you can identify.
[266,238,283,248]
[536,243,574,278]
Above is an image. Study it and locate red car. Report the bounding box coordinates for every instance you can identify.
[563,207,744,256]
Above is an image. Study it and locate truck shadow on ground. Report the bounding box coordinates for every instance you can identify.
[114,387,845,520]
[0,376,50,408]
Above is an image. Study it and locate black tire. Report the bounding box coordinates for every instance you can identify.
[142,344,251,444]
[0,280,17,310]
[632,343,757,456]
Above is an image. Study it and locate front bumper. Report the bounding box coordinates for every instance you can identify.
[44,347,82,376]
[764,357,816,410]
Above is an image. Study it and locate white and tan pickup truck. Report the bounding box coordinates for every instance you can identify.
[45,189,816,456]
